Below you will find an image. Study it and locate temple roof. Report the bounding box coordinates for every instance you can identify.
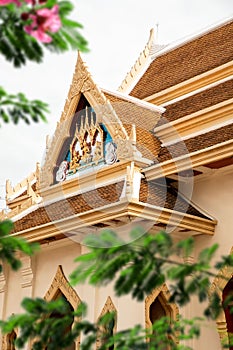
[119,18,233,99]
[158,123,233,163]
[11,176,215,240]
[3,35,228,239]
[102,90,163,160]
[158,79,233,126]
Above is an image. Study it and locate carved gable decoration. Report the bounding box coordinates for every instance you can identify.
[40,53,130,188]
[55,106,117,183]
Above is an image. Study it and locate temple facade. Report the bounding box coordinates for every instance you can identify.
[0,16,233,349]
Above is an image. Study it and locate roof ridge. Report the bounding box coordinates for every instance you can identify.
[150,16,233,61]
[117,28,155,94]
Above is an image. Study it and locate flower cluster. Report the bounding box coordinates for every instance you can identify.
[0,0,61,43]
[24,5,61,43]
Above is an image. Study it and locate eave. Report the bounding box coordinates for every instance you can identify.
[144,61,233,105]
[154,98,233,145]
[144,139,233,180]
[11,199,216,243]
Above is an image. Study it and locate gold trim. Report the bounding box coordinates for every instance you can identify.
[44,265,81,350]
[144,139,233,181]
[96,296,117,350]
[155,99,233,144]
[209,246,233,349]
[10,198,216,245]
[145,284,179,342]
[118,29,154,93]
[44,265,81,306]
[40,160,130,203]
[1,329,18,350]
[41,53,129,188]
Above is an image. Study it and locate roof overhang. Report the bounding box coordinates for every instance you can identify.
[154,99,233,146]
[11,198,216,243]
[144,139,233,181]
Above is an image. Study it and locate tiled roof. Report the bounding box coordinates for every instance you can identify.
[13,182,124,233]
[130,21,233,99]
[12,177,211,234]
[158,79,233,126]
[158,123,233,162]
[139,178,210,219]
[104,92,161,160]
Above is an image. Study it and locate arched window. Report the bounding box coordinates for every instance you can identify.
[45,291,75,350]
[209,247,233,348]
[149,294,167,323]
[44,265,81,350]
[145,284,179,346]
[6,330,17,350]
[223,277,233,350]
[96,296,117,350]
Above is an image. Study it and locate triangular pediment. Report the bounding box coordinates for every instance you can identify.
[40,53,130,188]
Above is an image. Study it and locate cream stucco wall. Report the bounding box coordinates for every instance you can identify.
[1,167,233,349]
[184,167,233,349]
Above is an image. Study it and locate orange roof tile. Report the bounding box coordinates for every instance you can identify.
[158,79,233,126]
[104,92,161,160]
[158,123,233,162]
[130,21,233,99]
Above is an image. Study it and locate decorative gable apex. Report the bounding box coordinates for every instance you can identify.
[40,53,136,188]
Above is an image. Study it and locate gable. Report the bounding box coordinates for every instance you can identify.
[40,53,131,188]
[54,94,117,184]
[40,53,164,189]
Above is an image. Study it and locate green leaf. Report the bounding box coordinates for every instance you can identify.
[0,87,49,125]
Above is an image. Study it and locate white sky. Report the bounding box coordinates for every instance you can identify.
[0,0,232,207]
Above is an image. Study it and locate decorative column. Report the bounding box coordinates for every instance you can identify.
[120,162,142,201]
[0,269,6,349]
[0,269,6,318]
[20,255,34,301]
[19,255,34,350]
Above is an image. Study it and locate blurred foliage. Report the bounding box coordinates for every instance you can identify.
[0,220,38,272]
[0,0,88,124]
[1,227,233,349]
[70,229,233,320]
[0,86,48,124]
[0,0,88,68]
[0,298,203,350]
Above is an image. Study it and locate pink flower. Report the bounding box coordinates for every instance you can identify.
[0,0,21,6]
[24,4,61,43]
[37,5,61,32]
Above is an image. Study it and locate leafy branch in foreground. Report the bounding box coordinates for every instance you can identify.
[0,295,202,350]
[70,229,233,319]
[0,6,43,67]
[0,86,49,124]
[1,227,233,349]
[0,220,39,271]
[0,1,88,68]
[47,0,89,53]
[0,298,92,350]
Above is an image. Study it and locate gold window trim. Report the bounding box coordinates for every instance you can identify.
[145,284,179,344]
[44,265,82,350]
[96,296,117,350]
[209,246,233,349]
[1,329,18,350]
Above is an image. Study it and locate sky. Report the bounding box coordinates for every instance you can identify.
[0,0,232,208]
